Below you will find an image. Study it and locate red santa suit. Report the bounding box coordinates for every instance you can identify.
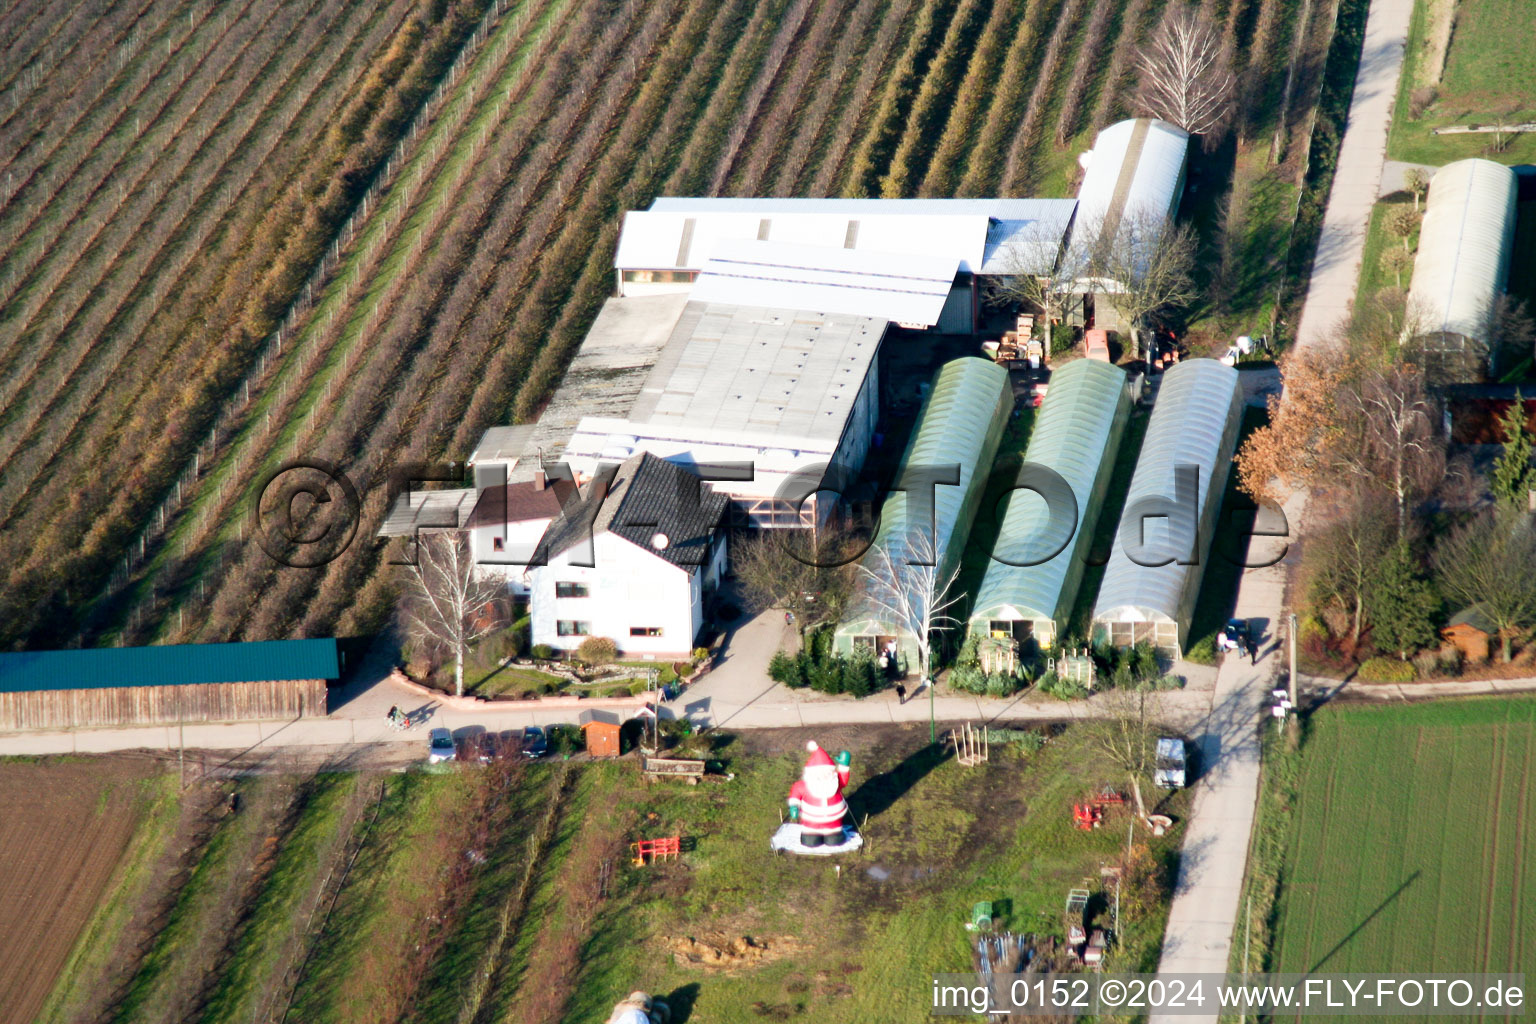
[788,742,851,846]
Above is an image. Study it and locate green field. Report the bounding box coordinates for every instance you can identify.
[35,729,1189,1023]
[1388,0,1536,165]
[1272,698,1536,988]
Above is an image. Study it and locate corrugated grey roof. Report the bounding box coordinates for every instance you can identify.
[538,452,726,570]
[649,197,1070,218]
[979,203,1080,275]
[378,488,477,537]
[503,294,689,482]
[625,301,883,445]
[0,639,340,693]
[1091,359,1242,641]
[970,359,1130,626]
[1407,158,1518,341]
[470,425,536,464]
[690,239,956,326]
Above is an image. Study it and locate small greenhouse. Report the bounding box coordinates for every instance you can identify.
[834,357,1013,675]
[1406,158,1518,380]
[1090,358,1242,658]
[968,359,1131,653]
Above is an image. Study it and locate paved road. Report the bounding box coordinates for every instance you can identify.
[1148,492,1299,1008]
[1293,0,1414,349]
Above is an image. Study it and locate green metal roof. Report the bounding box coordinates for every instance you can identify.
[970,359,1130,627]
[837,357,1012,641]
[0,639,340,694]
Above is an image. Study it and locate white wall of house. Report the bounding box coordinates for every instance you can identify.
[468,517,551,595]
[529,533,707,659]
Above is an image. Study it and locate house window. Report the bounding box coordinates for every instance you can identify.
[556,620,591,637]
[492,537,505,552]
[629,627,663,637]
[555,581,589,598]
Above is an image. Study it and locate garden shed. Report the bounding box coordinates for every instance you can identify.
[1406,158,1518,379]
[579,709,624,757]
[1442,604,1496,663]
[834,358,1012,673]
[969,359,1131,651]
[1090,359,1242,658]
[0,639,338,731]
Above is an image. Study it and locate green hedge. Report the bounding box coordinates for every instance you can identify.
[1357,656,1416,683]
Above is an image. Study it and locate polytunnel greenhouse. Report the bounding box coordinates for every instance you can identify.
[1406,158,1518,379]
[834,357,1012,675]
[1090,358,1242,658]
[967,358,1131,652]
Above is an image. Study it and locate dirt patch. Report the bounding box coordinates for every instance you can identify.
[664,933,803,971]
[0,756,160,1024]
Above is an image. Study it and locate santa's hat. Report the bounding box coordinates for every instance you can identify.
[804,741,835,769]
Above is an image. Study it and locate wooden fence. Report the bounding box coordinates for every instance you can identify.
[0,678,328,730]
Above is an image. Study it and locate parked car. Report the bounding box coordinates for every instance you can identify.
[427,727,457,763]
[472,732,501,764]
[520,725,549,759]
[1154,737,1186,789]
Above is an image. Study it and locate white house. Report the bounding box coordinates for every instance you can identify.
[464,469,576,595]
[529,452,728,660]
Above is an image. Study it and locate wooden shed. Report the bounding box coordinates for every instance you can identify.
[579,709,624,758]
[0,639,339,731]
[1442,605,1496,663]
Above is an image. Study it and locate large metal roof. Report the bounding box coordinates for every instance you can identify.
[1091,359,1242,638]
[689,238,957,326]
[838,358,1013,638]
[500,293,689,481]
[970,359,1131,626]
[563,301,884,463]
[0,639,340,693]
[1407,158,1518,341]
[616,198,1078,276]
[1066,119,1189,281]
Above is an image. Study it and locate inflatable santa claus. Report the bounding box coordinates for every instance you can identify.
[787,741,853,848]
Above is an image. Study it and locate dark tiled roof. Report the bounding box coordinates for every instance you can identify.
[0,639,340,694]
[579,709,623,728]
[538,453,727,571]
[463,478,576,529]
[1447,604,1497,635]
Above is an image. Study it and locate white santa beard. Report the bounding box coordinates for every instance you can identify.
[804,767,839,799]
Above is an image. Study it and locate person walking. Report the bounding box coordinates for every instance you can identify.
[895,682,907,704]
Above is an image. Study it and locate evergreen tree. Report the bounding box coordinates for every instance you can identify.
[1367,540,1440,659]
[1491,393,1534,509]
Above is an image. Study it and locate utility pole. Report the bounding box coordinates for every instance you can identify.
[1288,612,1298,706]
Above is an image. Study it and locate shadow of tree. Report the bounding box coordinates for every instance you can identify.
[845,742,951,821]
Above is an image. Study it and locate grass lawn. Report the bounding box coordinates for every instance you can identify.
[1388,0,1536,165]
[1354,199,1420,308]
[558,727,1189,1023]
[1267,697,1536,989]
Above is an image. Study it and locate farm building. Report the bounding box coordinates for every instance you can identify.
[1091,359,1242,658]
[613,197,1078,333]
[968,359,1131,652]
[834,358,1013,673]
[0,639,338,731]
[529,452,729,660]
[1406,158,1518,380]
[1064,118,1190,326]
[559,301,887,527]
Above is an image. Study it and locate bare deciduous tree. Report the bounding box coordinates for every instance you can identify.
[1095,211,1199,358]
[989,223,1093,355]
[1085,687,1164,823]
[855,528,963,685]
[1134,3,1235,144]
[735,528,860,644]
[1434,510,1536,662]
[1349,362,1445,537]
[400,532,504,697]
[1305,486,1395,644]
